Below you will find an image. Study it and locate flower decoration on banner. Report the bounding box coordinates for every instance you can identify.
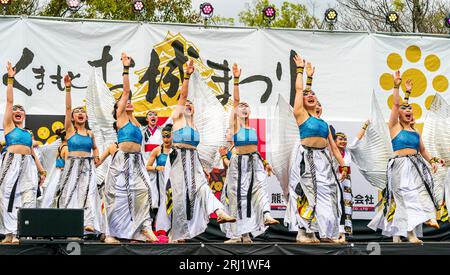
[378,45,448,133]
[109,32,230,117]
[27,115,65,145]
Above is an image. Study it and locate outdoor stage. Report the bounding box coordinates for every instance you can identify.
[1,219,450,255]
[1,241,450,255]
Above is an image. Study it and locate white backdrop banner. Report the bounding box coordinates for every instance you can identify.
[0,17,449,219]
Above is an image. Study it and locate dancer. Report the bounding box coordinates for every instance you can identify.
[331,121,369,242]
[277,54,348,244]
[0,62,46,243]
[103,52,158,243]
[41,128,68,208]
[368,72,445,243]
[54,74,103,235]
[141,110,173,163]
[220,63,279,244]
[146,124,173,240]
[165,60,235,243]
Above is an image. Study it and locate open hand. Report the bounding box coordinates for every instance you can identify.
[405,79,413,91]
[293,54,305,68]
[306,62,315,77]
[64,74,72,88]
[7,62,16,78]
[393,70,402,87]
[232,63,241,78]
[185,59,195,75]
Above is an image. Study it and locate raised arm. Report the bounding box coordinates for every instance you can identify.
[171,59,194,120]
[305,62,315,91]
[356,120,370,140]
[232,63,242,132]
[3,62,16,132]
[117,52,132,121]
[64,74,75,135]
[293,54,306,120]
[232,63,242,108]
[388,71,402,129]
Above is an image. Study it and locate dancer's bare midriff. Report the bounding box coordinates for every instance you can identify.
[173,143,197,150]
[7,145,32,155]
[118,141,141,153]
[301,137,328,149]
[394,148,418,156]
[68,151,92,158]
[235,144,258,155]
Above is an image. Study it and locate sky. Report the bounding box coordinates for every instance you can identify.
[192,0,338,24]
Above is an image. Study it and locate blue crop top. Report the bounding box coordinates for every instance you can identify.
[55,158,65,168]
[5,127,33,148]
[117,122,143,145]
[173,126,200,147]
[392,130,420,152]
[299,116,329,139]
[156,153,168,167]
[67,133,93,153]
[55,144,66,168]
[233,128,258,147]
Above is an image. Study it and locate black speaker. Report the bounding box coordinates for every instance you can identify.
[17,208,84,238]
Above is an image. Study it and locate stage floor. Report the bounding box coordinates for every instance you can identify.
[1,241,449,255]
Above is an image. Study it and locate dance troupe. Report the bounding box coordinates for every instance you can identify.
[0,51,448,244]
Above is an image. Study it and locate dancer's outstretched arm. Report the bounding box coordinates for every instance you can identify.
[388,70,402,129]
[116,52,133,126]
[231,63,242,133]
[293,54,307,122]
[305,62,315,91]
[3,62,16,133]
[356,120,370,140]
[64,74,75,136]
[171,60,194,121]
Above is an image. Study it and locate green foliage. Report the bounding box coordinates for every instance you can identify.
[238,0,319,28]
[392,0,406,12]
[211,15,235,26]
[272,2,317,29]
[39,0,68,17]
[39,0,199,23]
[1,0,39,15]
